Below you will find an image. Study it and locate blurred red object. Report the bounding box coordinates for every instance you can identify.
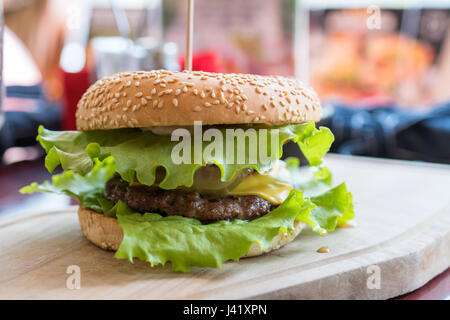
[60,67,91,130]
[179,51,223,73]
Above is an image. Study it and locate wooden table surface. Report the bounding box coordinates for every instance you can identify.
[0,155,449,300]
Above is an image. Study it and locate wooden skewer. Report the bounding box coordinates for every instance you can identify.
[185,0,194,71]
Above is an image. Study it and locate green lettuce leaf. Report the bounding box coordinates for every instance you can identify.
[291,124,334,166]
[20,156,116,212]
[35,122,333,189]
[310,183,354,230]
[286,158,354,231]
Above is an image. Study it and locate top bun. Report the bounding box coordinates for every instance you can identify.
[76,70,322,131]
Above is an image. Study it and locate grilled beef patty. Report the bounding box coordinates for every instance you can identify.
[105,176,274,221]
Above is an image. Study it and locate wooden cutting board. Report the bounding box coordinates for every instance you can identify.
[1,154,449,300]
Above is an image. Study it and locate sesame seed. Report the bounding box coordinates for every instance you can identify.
[135,81,140,86]
[157,101,164,109]
[135,92,143,98]
[183,86,188,93]
[151,88,157,95]
[141,98,148,105]
[115,93,121,98]
[194,106,202,112]
[126,100,132,107]
[175,89,181,96]
[153,100,158,108]
[172,98,178,107]
[227,102,234,109]
[200,91,206,98]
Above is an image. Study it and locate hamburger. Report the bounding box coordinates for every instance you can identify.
[21,70,354,272]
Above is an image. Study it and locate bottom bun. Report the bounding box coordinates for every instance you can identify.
[78,206,305,259]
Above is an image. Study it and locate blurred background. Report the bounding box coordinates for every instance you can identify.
[0,0,449,214]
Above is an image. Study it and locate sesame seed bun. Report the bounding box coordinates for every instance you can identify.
[77,206,306,260]
[76,70,322,130]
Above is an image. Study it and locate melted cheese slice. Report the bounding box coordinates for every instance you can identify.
[230,173,293,205]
